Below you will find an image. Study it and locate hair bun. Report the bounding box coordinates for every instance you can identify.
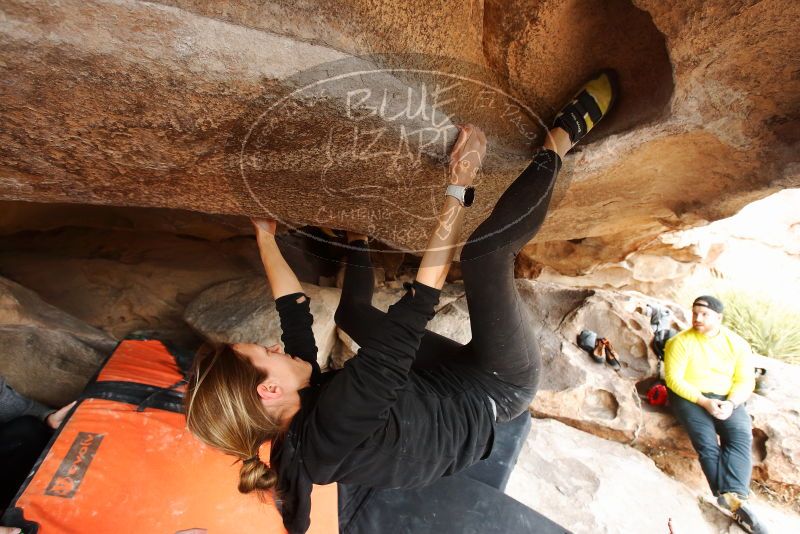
[238,457,278,494]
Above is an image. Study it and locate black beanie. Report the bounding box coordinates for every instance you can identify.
[693,295,724,314]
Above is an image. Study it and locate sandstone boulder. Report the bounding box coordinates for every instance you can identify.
[521,281,688,442]
[0,276,114,406]
[0,276,115,353]
[505,418,717,533]
[0,226,260,338]
[1,0,797,267]
[184,277,342,369]
[745,354,800,490]
[527,189,800,307]
[0,327,107,408]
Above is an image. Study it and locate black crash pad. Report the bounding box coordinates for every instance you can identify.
[339,413,570,533]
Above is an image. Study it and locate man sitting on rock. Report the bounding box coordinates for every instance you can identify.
[664,295,766,534]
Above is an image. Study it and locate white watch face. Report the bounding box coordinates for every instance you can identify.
[447,185,471,206]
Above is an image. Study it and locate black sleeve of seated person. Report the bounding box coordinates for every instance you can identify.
[303,281,440,479]
[275,292,318,367]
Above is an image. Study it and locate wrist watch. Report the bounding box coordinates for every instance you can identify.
[445,184,475,207]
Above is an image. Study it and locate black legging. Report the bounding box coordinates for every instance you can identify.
[334,148,562,421]
[1,416,52,511]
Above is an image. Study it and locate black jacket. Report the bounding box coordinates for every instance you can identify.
[271,282,496,533]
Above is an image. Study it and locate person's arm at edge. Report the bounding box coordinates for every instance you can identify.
[253,219,304,299]
[416,124,486,290]
[415,196,466,290]
[0,376,55,425]
[252,219,318,365]
[727,336,756,408]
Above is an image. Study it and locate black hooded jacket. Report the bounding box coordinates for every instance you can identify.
[271,282,496,533]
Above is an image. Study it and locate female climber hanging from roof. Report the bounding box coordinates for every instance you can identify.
[185,71,617,533]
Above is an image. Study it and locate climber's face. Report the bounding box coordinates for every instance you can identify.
[691,305,722,335]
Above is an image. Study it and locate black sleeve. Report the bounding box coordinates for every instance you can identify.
[303,281,440,479]
[275,292,318,367]
[0,376,55,423]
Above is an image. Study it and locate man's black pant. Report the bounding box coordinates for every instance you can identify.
[1,416,52,511]
[669,390,753,497]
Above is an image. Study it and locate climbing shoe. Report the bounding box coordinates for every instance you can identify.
[591,338,606,364]
[717,491,743,512]
[553,69,619,147]
[578,329,598,352]
[314,226,348,242]
[602,338,622,371]
[310,227,370,246]
[717,493,769,534]
[733,503,768,534]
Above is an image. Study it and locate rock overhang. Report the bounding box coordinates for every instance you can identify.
[0,0,797,268]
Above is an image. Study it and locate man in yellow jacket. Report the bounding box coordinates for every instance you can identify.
[665,295,766,534]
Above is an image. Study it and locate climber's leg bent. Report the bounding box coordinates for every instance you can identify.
[457,146,560,421]
[332,237,378,346]
[334,239,464,369]
[456,70,619,420]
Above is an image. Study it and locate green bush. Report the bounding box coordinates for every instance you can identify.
[719,291,800,365]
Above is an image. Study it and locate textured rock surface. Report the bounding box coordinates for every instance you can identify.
[184,277,343,369]
[0,327,107,407]
[0,276,114,406]
[505,418,717,534]
[0,276,115,352]
[1,0,798,265]
[0,226,260,338]
[746,354,800,489]
[524,189,800,303]
[520,281,685,442]
[394,279,690,442]
[0,201,253,240]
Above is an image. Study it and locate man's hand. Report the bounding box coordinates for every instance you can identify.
[449,124,486,186]
[0,526,22,534]
[697,396,730,419]
[716,400,734,420]
[46,400,76,430]
[251,218,277,236]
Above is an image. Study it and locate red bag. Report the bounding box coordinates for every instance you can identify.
[647,383,669,406]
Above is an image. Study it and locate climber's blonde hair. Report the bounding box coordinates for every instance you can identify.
[184,342,283,497]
